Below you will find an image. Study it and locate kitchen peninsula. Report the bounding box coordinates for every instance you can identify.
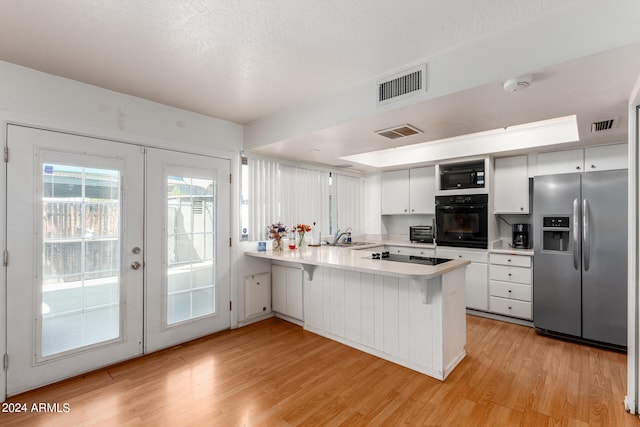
[245,245,469,380]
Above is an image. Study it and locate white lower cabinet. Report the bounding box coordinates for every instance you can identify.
[488,253,533,320]
[244,273,271,320]
[436,247,489,311]
[272,264,303,321]
[302,265,466,381]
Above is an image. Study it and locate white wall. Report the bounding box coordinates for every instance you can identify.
[0,61,243,152]
[0,61,245,400]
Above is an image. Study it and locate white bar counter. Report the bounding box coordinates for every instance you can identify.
[245,245,470,381]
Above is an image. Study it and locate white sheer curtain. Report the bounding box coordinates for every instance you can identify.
[280,165,330,237]
[247,158,280,240]
[332,173,364,235]
[247,158,330,241]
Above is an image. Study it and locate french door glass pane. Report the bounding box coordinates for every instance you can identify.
[41,164,121,357]
[166,176,216,325]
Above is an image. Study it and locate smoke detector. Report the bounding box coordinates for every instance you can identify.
[503,75,533,92]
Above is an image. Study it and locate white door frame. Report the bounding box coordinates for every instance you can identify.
[626,74,640,415]
[0,116,239,400]
[144,147,231,353]
[5,124,146,396]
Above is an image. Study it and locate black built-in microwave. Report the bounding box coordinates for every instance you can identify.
[439,160,485,190]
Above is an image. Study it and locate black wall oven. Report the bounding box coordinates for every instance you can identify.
[435,194,488,249]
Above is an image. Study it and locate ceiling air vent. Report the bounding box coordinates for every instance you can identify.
[375,124,423,139]
[590,118,618,133]
[377,65,426,104]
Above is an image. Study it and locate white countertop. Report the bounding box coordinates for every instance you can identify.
[489,239,534,256]
[245,244,469,279]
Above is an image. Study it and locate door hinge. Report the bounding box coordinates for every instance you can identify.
[229,301,232,311]
[3,353,8,371]
[4,146,8,163]
[3,250,8,267]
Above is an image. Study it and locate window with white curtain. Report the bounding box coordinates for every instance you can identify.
[246,158,333,241]
[331,173,364,235]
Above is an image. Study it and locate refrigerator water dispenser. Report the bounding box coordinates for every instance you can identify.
[541,216,570,252]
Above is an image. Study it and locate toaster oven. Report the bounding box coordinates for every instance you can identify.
[409,225,434,243]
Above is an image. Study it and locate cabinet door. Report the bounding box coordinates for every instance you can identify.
[584,144,628,171]
[245,273,271,319]
[494,156,529,214]
[465,262,489,311]
[271,265,287,314]
[536,149,584,175]
[409,166,435,214]
[286,268,304,320]
[381,170,410,214]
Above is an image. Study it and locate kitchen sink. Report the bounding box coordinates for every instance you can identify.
[334,241,375,247]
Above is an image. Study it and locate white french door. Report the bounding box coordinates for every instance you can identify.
[4,126,231,396]
[145,148,230,352]
[6,125,145,395]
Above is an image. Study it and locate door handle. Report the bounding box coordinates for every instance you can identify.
[131,261,143,270]
[583,199,590,271]
[573,198,579,270]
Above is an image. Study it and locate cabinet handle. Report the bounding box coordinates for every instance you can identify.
[508,273,512,276]
[520,207,524,211]
[257,282,260,285]
[591,164,596,169]
[508,306,512,310]
[404,208,408,212]
[576,166,581,170]
[411,209,415,212]
[508,289,512,293]
[507,259,512,262]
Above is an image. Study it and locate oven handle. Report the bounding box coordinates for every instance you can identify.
[437,205,486,209]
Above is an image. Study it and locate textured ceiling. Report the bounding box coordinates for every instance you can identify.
[0,0,578,124]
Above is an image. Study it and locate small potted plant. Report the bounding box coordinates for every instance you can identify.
[268,222,288,251]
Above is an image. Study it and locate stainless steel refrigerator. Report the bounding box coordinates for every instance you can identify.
[533,170,627,348]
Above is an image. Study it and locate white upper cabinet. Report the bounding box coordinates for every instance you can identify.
[381,169,409,214]
[381,167,435,215]
[493,156,529,214]
[535,149,584,175]
[535,144,627,176]
[409,166,435,214]
[583,144,628,171]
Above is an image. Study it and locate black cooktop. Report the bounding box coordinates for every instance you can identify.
[369,252,451,266]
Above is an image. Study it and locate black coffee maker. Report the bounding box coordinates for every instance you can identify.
[512,224,530,249]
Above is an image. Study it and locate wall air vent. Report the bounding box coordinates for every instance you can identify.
[377,65,426,104]
[375,124,423,140]
[590,118,618,133]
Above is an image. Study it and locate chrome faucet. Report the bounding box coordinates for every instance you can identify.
[330,227,352,245]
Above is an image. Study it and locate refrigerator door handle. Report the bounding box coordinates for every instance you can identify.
[583,199,590,271]
[573,198,579,270]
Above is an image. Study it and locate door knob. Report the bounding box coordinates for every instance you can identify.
[131,261,142,270]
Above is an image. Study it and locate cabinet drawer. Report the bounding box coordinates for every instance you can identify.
[489,280,532,302]
[489,253,531,268]
[489,264,531,284]
[490,296,532,319]
[436,248,488,263]
[387,246,435,257]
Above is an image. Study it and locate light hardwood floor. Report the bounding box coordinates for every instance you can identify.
[1,315,638,426]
